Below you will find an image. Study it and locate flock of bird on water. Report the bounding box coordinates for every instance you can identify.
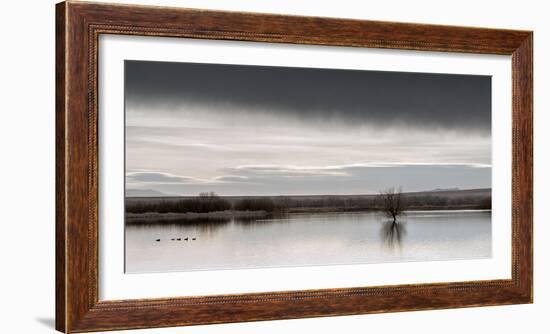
[155,237,196,242]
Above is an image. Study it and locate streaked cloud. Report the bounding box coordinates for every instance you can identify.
[126,172,203,184]
[127,164,490,196]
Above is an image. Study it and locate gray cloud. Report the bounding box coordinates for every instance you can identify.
[125,60,491,133]
[221,165,350,178]
[212,175,250,183]
[126,172,200,184]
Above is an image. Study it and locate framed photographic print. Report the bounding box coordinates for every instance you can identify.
[56,1,533,332]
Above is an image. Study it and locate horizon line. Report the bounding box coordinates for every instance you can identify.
[125,187,492,198]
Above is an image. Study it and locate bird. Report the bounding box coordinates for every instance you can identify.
[171,238,175,241]
[184,237,189,241]
[192,238,196,241]
[176,238,181,241]
[155,239,160,242]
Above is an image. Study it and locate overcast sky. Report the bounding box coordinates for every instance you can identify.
[125,60,491,196]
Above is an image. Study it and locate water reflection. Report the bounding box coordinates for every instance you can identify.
[127,217,230,237]
[125,210,491,273]
[380,220,407,250]
[126,213,287,238]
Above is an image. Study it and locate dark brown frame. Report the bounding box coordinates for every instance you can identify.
[56,1,533,332]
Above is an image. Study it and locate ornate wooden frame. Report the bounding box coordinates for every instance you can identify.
[56,1,533,332]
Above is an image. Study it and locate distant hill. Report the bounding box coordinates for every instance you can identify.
[431,187,461,192]
[125,189,169,197]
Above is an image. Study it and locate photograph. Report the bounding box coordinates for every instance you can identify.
[124,60,492,273]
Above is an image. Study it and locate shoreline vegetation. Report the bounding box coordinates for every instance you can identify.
[126,210,269,221]
[125,188,491,224]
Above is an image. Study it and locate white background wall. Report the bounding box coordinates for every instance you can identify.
[0,0,546,333]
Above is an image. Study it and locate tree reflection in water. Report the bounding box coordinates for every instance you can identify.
[380,220,407,249]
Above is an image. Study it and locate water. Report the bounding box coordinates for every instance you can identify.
[125,210,491,273]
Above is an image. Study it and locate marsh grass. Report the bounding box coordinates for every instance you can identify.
[126,193,231,214]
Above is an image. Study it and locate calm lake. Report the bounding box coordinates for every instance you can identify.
[125,210,491,273]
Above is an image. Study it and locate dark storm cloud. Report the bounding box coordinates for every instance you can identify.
[125,60,491,132]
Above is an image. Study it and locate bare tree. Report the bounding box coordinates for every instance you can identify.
[379,187,404,223]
